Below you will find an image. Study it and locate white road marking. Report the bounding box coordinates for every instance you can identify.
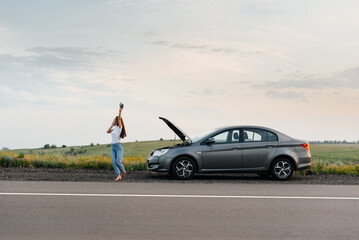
[0,192,359,200]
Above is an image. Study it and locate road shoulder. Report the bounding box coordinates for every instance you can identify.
[0,167,358,185]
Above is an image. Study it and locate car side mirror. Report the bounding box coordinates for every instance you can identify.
[205,137,215,145]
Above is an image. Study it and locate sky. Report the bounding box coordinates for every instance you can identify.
[1,0,359,149]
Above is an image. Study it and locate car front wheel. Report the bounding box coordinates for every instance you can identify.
[171,157,195,180]
[271,158,293,181]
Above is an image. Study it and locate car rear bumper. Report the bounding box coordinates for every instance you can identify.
[297,162,311,170]
[296,153,312,170]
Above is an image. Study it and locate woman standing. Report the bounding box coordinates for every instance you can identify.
[107,103,127,181]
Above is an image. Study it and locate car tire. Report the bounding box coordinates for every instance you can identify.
[271,158,294,181]
[171,157,196,180]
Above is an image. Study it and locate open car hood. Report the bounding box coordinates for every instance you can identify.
[159,117,192,143]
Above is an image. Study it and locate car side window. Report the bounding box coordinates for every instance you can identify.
[267,131,278,141]
[212,130,240,144]
[244,129,267,142]
[243,129,278,142]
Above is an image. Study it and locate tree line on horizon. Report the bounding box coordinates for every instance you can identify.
[309,140,359,144]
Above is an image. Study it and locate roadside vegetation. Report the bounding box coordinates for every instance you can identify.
[8,140,178,157]
[0,140,179,171]
[0,151,146,171]
[297,144,359,176]
[1,141,359,175]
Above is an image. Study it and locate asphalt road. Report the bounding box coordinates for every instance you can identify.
[1,181,359,240]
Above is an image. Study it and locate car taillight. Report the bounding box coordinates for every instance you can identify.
[301,143,309,150]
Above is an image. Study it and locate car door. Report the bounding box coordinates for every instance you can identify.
[201,129,242,170]
[242,128,278,169]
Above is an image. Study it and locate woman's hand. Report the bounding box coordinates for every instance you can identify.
[107,119,116,134]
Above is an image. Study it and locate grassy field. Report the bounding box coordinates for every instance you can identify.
[8,140,181,158]
[310,144,359,163]
[1,142,359,175]
[10,142,359,161]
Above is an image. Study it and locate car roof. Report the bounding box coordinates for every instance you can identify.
[212,125,293,141]
[217,125,277,131]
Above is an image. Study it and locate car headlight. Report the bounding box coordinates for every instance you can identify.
[152,149,169,157]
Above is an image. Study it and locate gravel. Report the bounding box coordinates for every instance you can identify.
[0,167,358,185]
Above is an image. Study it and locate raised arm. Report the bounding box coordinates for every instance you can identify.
[118,104,123,128]
[107,119,115,134]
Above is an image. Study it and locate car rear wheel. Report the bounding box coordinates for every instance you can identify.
[271,158,293,181]
[171,157,195,180]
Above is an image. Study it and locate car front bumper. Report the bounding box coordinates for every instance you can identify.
[147,155,171,172]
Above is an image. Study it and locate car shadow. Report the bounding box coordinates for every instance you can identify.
[145,172,306,183]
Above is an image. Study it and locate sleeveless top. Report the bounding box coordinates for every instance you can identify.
[111,126,122,143]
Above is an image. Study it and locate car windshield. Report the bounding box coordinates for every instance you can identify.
[191,128,219,143]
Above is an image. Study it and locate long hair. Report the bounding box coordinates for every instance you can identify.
[120,117,127,139]
[115,116,119,126]
[115,116,127,139]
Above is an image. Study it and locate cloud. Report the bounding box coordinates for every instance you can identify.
[256,66,359,91]
[172,43,207,49]
[152,41,206,49]
[151,40,275,58]
[0,46,130,110]
[0,26,13,42]
[211,48,237,54]
[266,90,303,100]
[0,86,11,92]
[122,78,135,82]
[0,54,56,89]
[23,47,124,70]
[107,0,175,8]
[0,46,125,84]
[143,31,156,37]
[152,40,209,50]
[28,47,122,59]
[0,48,98,74]
[152,41,169,46]
[337,67,359,88]
[203,89,213,95]
[0,52,86,93]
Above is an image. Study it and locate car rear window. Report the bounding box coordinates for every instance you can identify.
[243,129,278,142]
[267,131,278,141]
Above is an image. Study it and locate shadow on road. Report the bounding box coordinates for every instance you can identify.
[144,171,308,184]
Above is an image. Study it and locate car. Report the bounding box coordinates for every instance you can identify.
[147,117,312,181]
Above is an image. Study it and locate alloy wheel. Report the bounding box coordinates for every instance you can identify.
[174,159,194,179]
[274,160,292,179]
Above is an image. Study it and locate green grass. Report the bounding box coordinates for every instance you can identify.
[0,152,147,170]
[1,142,359,175]
[0,140,182,171]
[10,140,181,158]
[310,144,359,163]
[12,142,359,162]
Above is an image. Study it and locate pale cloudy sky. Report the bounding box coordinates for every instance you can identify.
[1,0,359,149]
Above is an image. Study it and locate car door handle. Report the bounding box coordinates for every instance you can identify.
[266,145,276,148]
[232,147,241,150]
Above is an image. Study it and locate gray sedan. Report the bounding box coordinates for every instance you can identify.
[147,117,311,181]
